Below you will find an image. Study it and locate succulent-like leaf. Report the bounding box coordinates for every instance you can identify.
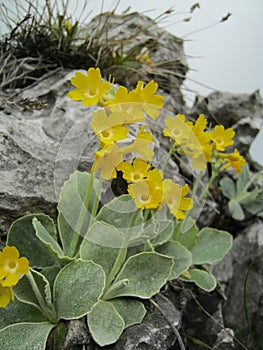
[54,259,105,320]
[156,241,192,280]
[220,177,236,199]
[0,322,55,350]
[0,300,46,330]
[7,214,60,268]
[80,221,123,276]
[110,298,146,328]
[191,228,232,265]
[87,300,125,346]
[57,171,99,257]
[181,268,217,292]
[14,269,53,311]
[33,218,64,259]
[228,199,245,221]
[105,252,173,299]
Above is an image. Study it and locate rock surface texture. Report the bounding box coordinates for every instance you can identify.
[1,11,262,350]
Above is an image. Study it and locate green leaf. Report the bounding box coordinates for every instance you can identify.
[181,268,217,292]
[7,214,60,268]
[54,259,105,320]
[177,218,199,250]
[87,300,125,346]
[156,241,192,280]
[236,164,249,194]
[57,171,99,256]
[243,198,263,216]
[229,199,245,220]
[33,218,64,259]
[150,220,174,246]
[14,269,53,312]
[41,266,61,293]
[220,177,236,199]
[80,221,123,276]
[0,300,47,330]
[0,322,55,350]
[106,252,173,299]
[191,228,232,265]
[110,298,146,328]
[97,195,144,242]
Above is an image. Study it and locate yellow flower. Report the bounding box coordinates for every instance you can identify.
[0,284,14,308]
[163,180,194,220]
[185,114,213,169]
[91,143,123,180]
[211,125,235,151]
[220,148,246,174]
[106,86,146,124]
[90,109,129,145]
[0,246,29,287]
[122,126,154,161]
[128,179,163,210]
[117,158,151,182]
[68,67,111,106]
[129,80,164,120]
[163,114,192,146]
[107,80,164,121]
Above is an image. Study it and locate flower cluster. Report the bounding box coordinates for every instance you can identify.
[68,66,246,218]
[68,67,194,219]
[0,246,29,308]
[163,113,246,173]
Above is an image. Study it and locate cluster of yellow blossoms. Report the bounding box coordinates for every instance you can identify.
[68,67,246,219]
[0,246,29,308]
[163,113,246,173]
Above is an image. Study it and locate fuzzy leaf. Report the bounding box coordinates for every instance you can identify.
[54,259,105,320]
[0,300,46,330]
[87,300,125,346]
[57,171,99,256]
[181,268,217,291]
[0,322,55,350]
[80,221,123,276]
[220,177,236,199]
[177,218,199,250]
[150,220,174,246]
[229,199,245,220]
[156,241,192,280]
[33,218,64,259]
[7,214,60,268]
[110,298,146,328]
[97,195,144,242]
[106,252,173,299]
[236,164,249,194]
[191,228,232,265]
[14,269,53,312]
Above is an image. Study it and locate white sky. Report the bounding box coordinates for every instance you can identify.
[1,0,262,164]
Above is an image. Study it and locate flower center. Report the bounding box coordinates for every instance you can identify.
[5,260,17,273]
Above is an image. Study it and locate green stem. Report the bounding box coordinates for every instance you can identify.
[161,142,177,172]
[26,270,57,324]
[67,173,94,257]
[104,210,139,292]
[89,175,103,227]
[198,168,218,202]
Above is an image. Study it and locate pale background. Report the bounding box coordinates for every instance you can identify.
[1,0,262,164]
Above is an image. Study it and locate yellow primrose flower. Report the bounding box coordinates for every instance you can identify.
[106,85,146,124]
[128,179,163,210]
[68,67,111,106]
[122,126,154,161]
[97,125,129,146]
[211,125,235,151]
[0,246,29,287]
[220,148,246,174]
[163,114,192,146]
[162,180,194,220]
[117,158,151,182]
[90,109,124,133]
[0,284,14,308]
[129,80,164,120]
[91,143,123,180]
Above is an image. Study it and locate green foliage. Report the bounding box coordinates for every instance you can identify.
[1,170,234,347]
[220,165,263,220]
